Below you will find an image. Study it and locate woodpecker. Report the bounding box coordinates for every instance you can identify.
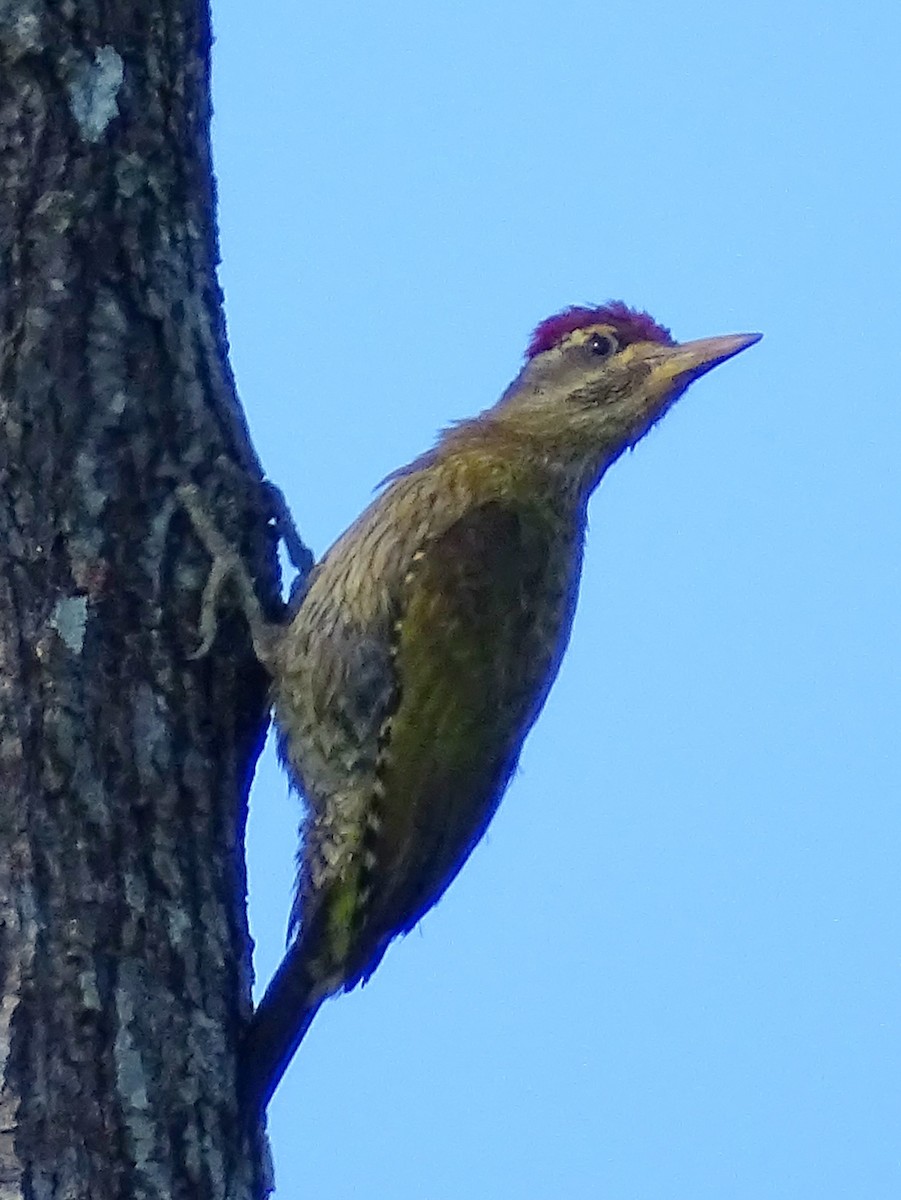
[212,303,760,1111]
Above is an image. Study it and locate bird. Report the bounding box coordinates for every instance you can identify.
[222,302,760,1112]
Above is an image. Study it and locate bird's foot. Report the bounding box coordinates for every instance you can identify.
[177,483,279,667]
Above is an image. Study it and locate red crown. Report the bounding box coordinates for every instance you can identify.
[527,302,675,359]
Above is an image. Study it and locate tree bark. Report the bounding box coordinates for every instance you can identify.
[0,0,279,1194]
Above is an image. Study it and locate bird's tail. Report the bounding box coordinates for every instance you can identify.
[241,942,324,1117]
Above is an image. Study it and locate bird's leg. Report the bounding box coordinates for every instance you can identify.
[260,482,315,580]
[177,483,280,669]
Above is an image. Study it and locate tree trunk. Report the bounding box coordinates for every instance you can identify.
[0,0,278,1194]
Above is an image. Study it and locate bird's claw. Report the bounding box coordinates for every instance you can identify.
[176,483,278,669]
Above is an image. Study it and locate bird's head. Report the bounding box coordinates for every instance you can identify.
[481,302,761,491]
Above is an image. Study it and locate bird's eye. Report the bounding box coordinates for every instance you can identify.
[587,332,617,359]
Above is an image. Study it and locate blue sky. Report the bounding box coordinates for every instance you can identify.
[212,2,900,1195]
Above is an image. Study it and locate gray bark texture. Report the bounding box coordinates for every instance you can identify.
[0,0,282,1195]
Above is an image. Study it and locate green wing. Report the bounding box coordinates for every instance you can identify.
[358,497,582,976]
